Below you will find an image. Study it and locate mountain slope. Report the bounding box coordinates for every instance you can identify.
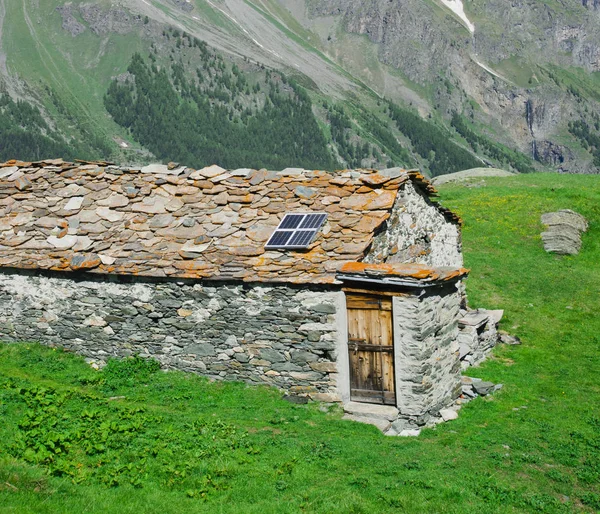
[300,0,600,173]
[0,0,598,175]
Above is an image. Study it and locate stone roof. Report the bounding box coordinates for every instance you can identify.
[0,159,459,284]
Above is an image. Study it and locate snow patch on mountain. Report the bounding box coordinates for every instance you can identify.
[439,0,475,33]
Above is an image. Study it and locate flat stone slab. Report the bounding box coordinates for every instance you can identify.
[459,310,490,328]
[0,166,19,179]
[229,168,253,177]
[344,401,399,421]
[141,164,186,176]
[378,167,404,179]
[343,414,392,433]
[499,331,521,345]
[541,210,588,232]
[399,429,421,437]
[277,167,304,176]
[487,309,504,324]
[439,408,459,421]
[472,380,496,396]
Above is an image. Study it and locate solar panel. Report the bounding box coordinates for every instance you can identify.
[265,212,328,250]
[288,230,315,247]
[267,230,293,247]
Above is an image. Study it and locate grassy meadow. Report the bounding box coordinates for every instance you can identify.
[1,173,599,513]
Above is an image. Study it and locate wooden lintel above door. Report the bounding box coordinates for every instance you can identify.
[342,286,410,298]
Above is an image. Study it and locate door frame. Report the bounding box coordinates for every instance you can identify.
[344,290,397,406]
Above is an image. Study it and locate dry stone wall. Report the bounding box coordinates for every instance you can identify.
[365,181,462,268]
[457,309,502,370]
[0,270,341,401]
[391,286,462,427]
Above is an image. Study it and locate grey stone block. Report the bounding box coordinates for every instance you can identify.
[472,381,495,396]
[259,349,286,363]
[186,343,216,357]
[234,353,249,363]
[291,350,318,363]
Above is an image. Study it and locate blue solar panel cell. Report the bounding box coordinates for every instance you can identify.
[279,214,304,229]
[266,230,293,247]
[289,230,317,247]
[299,213,327,230]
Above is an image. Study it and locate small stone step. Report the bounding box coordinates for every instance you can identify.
[342,414,392,433]
[472,380,496,396]
[343,401,399,421]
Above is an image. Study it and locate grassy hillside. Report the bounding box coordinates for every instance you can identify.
[1,176,599,513]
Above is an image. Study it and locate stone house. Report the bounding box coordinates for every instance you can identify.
[0,159,496,432]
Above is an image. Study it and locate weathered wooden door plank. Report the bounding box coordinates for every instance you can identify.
[347,293,395,406]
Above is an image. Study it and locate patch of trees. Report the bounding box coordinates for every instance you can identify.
[104,53,335,170]
[451,113,535,173]
[569,120,600,167]
[327,105,362,168]
[358,111,412,168]
[386,103,481,177]
[0,95,77,162]
[326,104,412,169]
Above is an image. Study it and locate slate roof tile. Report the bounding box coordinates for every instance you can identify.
[0,160,458,284]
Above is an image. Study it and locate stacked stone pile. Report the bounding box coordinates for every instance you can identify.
[343,372,505,437]
[541,209,588,255]
[460,376,503,400]
[457,308,503,369]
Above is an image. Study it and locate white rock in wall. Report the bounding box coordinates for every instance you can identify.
[83,315,107,327]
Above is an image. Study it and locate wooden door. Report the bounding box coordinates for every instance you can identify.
[346,293,396,405]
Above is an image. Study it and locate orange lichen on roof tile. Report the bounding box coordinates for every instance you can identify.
[0,160,457,284]
[338,261,469,282]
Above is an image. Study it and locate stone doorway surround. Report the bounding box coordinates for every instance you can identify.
[336,262,466,435]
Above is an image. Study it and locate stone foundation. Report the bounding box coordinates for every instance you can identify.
[0,269,342,400]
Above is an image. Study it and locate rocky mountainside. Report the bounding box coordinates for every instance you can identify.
[304,0,600,173]
[1,0,599,175]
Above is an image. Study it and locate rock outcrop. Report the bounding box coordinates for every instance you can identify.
[307,0,600,173]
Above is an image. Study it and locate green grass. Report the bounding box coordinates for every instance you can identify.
[541,65,600,103]
[186,0,238,31]
[495,56,538,88]
[1,173,600,512]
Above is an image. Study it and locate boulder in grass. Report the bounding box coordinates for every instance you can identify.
[541,209,588,255]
